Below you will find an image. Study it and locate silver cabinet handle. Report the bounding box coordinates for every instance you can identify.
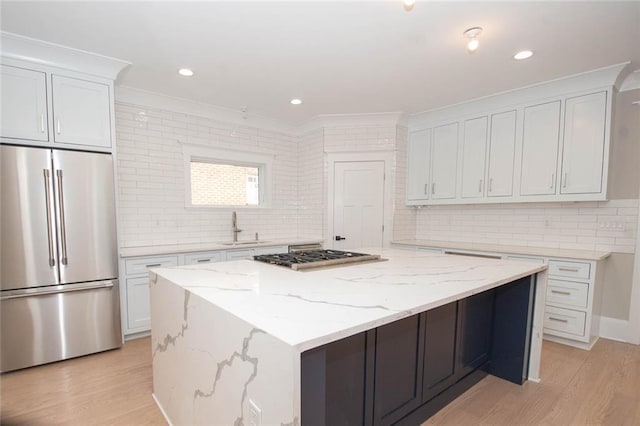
[197,259,211,263]
[551,290,571,296]
[43,169,56,267]
[40,114,46,133]
[431,182,436,195]
[424,183,428,195]
[145,263,162,268]
[558,267,580,272]
[56,170,68,265]
[563,172,568,188]
[489,178,493,192]
[478,179,483,193]
[56,119,61,135]
[549,173,555,189]
[548,317,569,323]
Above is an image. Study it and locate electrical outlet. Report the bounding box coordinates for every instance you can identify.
[249,399,261,426]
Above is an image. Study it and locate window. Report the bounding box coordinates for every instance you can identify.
[182,144,272,208]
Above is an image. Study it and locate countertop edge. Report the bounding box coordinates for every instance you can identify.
[120,239,323,258]
[392,239,612,261]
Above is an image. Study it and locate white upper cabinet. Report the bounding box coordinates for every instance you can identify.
[520,101,561,196]
[0,65,48,142]
[407,129,432,201]
[487,110,517,197]
[560,91,607,195]
[431,123,458,199]
[52,75,111,148]
[461,116,488,199]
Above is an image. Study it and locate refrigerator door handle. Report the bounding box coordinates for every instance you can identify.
[56,169,68,265]
[0,280,115,301]
[43,169,56,267]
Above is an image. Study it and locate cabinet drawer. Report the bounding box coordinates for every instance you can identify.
[184,251,225,265]
[226,249,254,261]
[544,306,586,337]
[548,260,590,280]
[125,255,178,275]
[547,280,589,309]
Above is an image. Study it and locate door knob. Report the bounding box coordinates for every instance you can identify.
[335,236,346,241]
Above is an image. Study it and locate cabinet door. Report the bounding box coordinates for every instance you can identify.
[126,276,150,330]
[461,117,488,199]
[52,75,111,148]
[0,65,48,141]
[487,110,517,197]
[407,130,431,201]
[373,315,425,426]
[431,123,458,199]
[422,302,458,402]
[560,91,607,194]
[520,101,561,196]
[456,290,495,379]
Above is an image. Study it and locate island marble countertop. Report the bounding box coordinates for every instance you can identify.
[120,238,323,258]
[151,248,547,352]
[392,239,611,261]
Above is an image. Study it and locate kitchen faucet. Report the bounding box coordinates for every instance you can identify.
[232,211,242,242]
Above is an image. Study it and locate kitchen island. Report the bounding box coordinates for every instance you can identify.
[149,248,547,425]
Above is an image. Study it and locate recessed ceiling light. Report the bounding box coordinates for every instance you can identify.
[514,50,534,60]
[403,0,416,11]
[290,98,302,105]
[178,68,194,77]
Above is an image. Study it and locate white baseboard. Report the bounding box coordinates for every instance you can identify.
[599,316,630,342]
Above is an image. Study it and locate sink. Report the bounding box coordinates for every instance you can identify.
[219,241,270,246]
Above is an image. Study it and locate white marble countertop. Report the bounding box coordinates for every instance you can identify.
[151,248,547,353]
[120,238,323,258]
[392,239,611,261]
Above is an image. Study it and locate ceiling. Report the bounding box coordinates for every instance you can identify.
[1,1,639,127]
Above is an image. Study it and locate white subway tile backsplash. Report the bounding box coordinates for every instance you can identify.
[416,199,638,253]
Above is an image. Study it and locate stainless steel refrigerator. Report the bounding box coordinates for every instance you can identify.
[1,144,122,372]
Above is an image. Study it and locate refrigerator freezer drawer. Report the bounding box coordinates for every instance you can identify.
[0,280,122,372]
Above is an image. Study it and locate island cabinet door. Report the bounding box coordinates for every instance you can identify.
[422,302,458,403]
[455,289,496,380]
[372,314,426,426]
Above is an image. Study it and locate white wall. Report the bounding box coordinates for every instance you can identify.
[115,102,301,247]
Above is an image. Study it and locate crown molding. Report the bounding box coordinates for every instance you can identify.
[409,62,630,129]
[295,112,408,135]
[0,31,130,80]
[115,86,295,135]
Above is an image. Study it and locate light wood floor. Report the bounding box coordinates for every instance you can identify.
[1,338,639,425]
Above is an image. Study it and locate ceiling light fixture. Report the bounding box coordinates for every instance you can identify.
[178,68,194,77]
[403,0,416,11]
[290,98,302,105]
[463,27,482,54]
[514,50,534,60]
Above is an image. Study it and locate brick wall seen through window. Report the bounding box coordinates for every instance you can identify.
[191,161,260,206]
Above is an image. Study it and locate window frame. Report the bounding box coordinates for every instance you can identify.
[182,144,273,209]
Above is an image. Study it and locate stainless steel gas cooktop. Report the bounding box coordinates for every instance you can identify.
[253,249,382,271]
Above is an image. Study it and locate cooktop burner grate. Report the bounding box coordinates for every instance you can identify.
[253,249,381,270]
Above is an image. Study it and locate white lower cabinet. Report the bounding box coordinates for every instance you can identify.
[121,244,290,337]
[395,243,606,350]
[123,255,178,334]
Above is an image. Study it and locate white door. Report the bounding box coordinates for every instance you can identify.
[0,64,49,142]
[560,91,607,195]
[461,116,488,199]
[520,101,561,196]
[487,110,517,197]
[407,129,431,201]
[431,123,458,199]
[333,161,385,250]
[52,75,111,148]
